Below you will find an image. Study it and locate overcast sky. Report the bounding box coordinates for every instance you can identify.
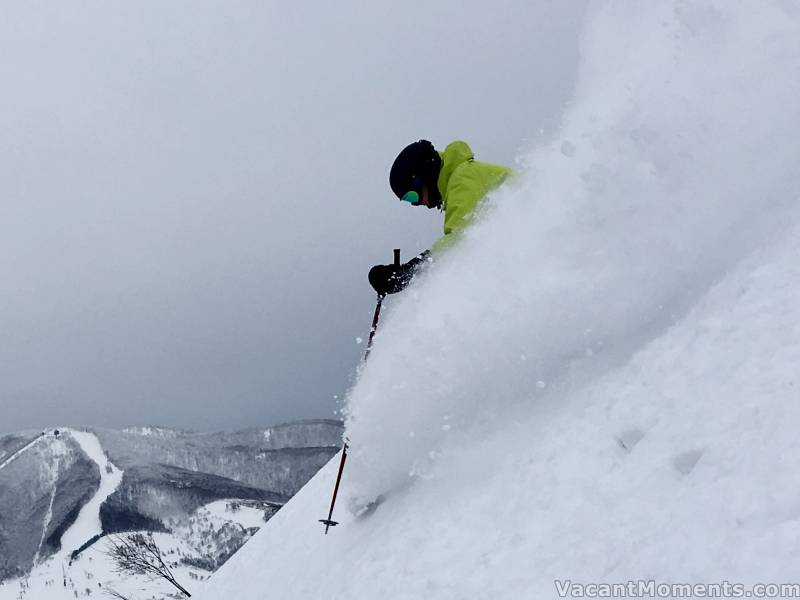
[0,1,587,434]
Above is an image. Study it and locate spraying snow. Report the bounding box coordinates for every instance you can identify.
[197,1,800,598]
[342,0,800,504]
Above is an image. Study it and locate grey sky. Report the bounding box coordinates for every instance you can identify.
[1,1,586,433]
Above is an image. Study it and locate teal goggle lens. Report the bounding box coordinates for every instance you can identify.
[402,190,420,204]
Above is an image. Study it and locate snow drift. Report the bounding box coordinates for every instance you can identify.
[343,0,800,504]
[198,1,800,598]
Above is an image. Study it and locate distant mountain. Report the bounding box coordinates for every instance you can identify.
[0,420,342,597]
[0,432,99,581]
[95,419,343,498]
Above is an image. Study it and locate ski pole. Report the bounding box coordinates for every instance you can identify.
[364,248,398,361]
[319,443,347,534]
[319,249,400,534]
[363,295,384,362]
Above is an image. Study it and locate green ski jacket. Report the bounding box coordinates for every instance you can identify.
[431,141,513,253]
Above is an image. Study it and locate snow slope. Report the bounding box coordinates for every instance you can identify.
[57,430,123,555]
[197,1,800,598]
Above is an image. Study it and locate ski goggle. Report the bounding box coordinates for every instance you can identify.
[401,176,423,205]
[401,190,420,204]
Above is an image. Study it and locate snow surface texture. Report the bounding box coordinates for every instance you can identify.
[207,1,800,598]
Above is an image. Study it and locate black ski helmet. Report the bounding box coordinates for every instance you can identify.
[389,140,443,206]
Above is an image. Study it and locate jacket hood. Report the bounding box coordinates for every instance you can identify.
[437,141,475,203]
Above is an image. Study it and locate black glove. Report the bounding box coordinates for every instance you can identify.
[368,252,430,296]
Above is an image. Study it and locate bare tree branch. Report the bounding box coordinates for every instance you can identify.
[105,533,191,598]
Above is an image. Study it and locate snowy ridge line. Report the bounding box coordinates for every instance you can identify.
[0,433,45,471]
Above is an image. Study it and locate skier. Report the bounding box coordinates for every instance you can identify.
[368,139,512,296]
